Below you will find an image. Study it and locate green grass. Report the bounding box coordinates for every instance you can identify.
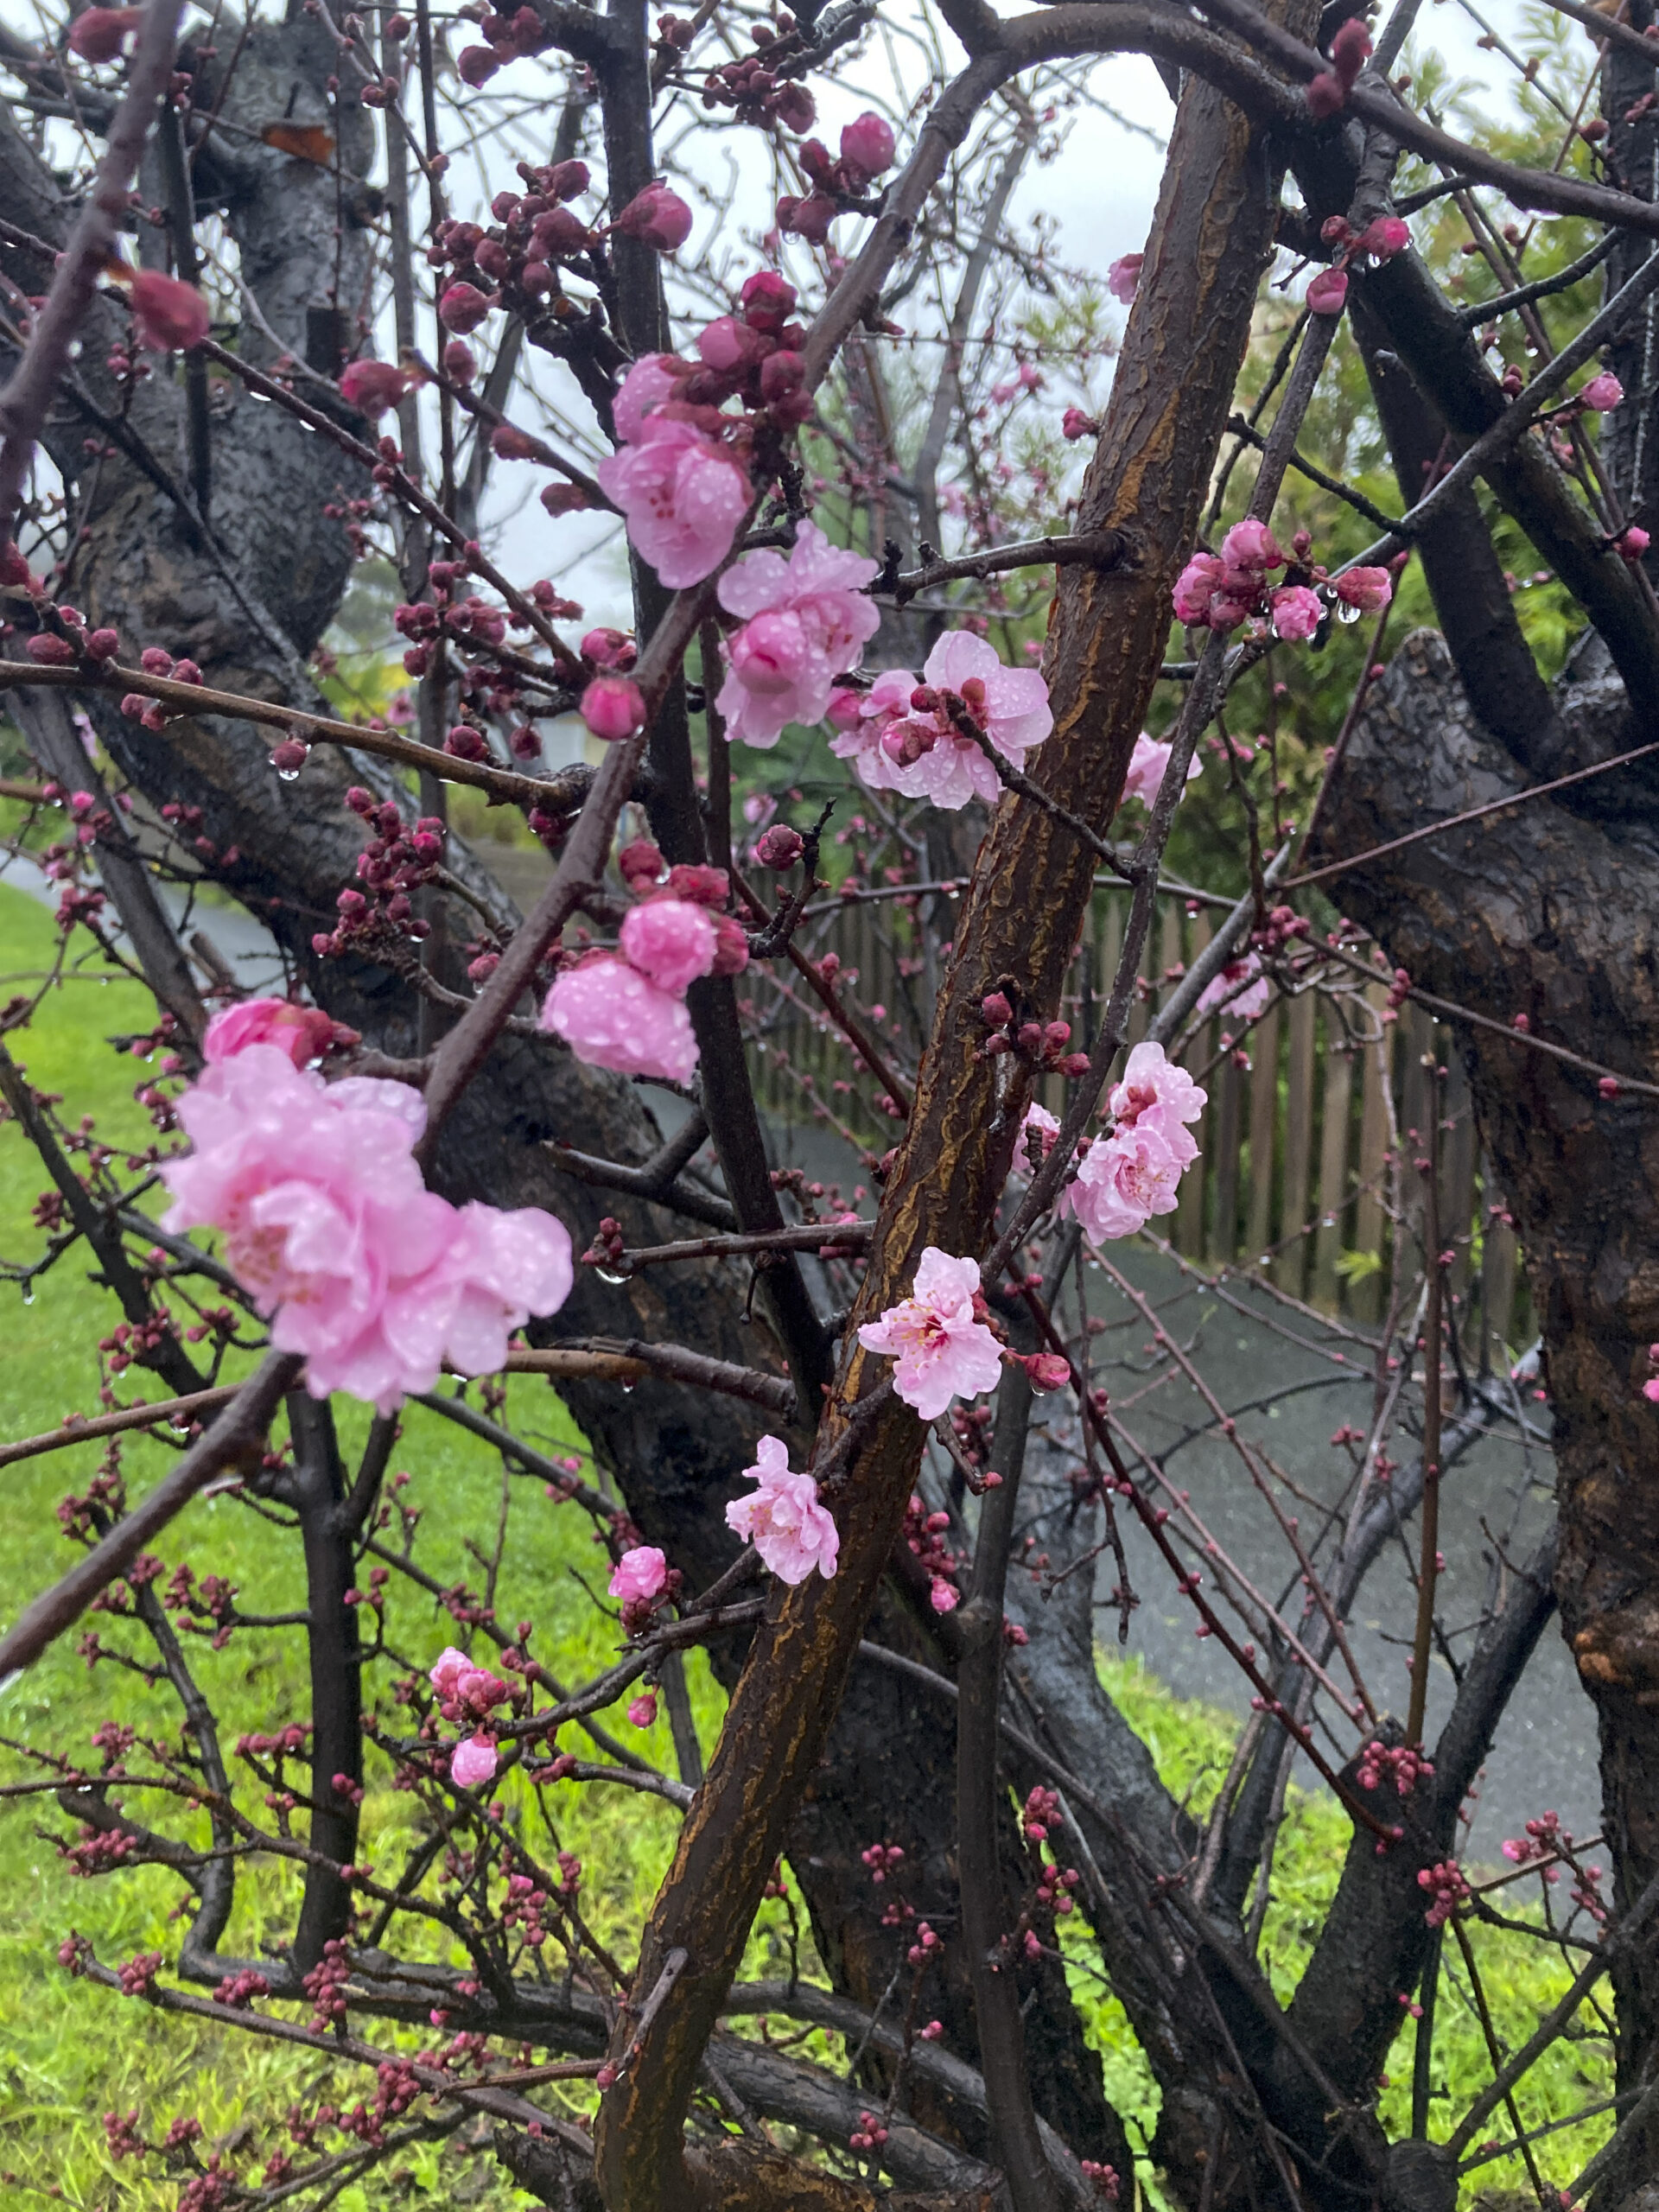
[0,881,1615,2207]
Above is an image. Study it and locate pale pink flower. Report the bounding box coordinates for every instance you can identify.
[724,1434,839,1583]
[1196,953,1271,1022]
[542,954,699,1083]
[596,416,750,588]
[1015,1101,1060,1175]
[1271,585,1324,641]
[1581,372,1624,412]
[1065,1121,1187,1243]
[1108,251,1143,304]
[162,1049,572,1412]
[716,522,881,748]
[620,898,718,993]
[1109,1039,1206,1142]
[857,1247,1004,1419]
[202,997,337,1069]
[609,1546,668,1603]
[1121,733,1202,809]
[1173,553,1224,626]
[828,667,912,793]
[450,1734,499,1789]
[1334,567,1394,613]
[429,1647,471,1700]
[864,632,1052,811]
[612,353,690,442]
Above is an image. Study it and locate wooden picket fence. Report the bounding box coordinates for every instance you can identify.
[746,885,1532,1358]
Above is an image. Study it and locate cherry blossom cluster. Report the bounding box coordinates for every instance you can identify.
[859,1247,1004,1420]
[594,347,760,591]
[162,1000,574,1410]
[1355,1738,1433,1798]
[1306,207,1412,319]
[717,521,881,748]
[724,1434,838,1583]
[1417,1858,1471,1929]
[541,844,747,1082]
[778,112,897,241]
[429,1644,517,1788]
[1173,518,1395,641]
[861,1840,906,1883]
[1058,1042,1206,1244]
[829,631,1053,811]
[903,1492,963,1612]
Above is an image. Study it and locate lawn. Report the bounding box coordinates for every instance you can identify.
[0,879,1613,2209]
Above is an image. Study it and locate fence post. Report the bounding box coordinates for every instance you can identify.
[1246,997,1281,1269]
[1313,1001,1356,1313]
[1176,910,1211,1255]
[1274,992,1317,1296]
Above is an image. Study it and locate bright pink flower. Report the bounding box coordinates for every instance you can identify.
[1108,251,1143,305]
[841,111,896,182]
[161,1047,572,1412]
[582,626,638,670]
[1121,732,1202,809]
[450,1734,499,1789]
[611,182,694,252]
[68,5,143,60]
[1064,1120,1188,1243]
[857,1247,1003,1419]
[1581,372,1624,412]
[724,1435,839,1583]
[1357,215,1410,260]
[1109,1039,1206,1139]
[597,416,750,588]
[1220,518,1284,572]
[1196,953,1271,1021]
[130,270,209,353]
[620,897,718,993]
[609,1546,668,1603]
[1024,1352,1073,1393]
[627,1692,659,1728]
[542,954,698,1082]
[1334,566,1394,613]
[439,283,494,334]
[202,997,339,1069]
[1618,525,1651,562]
[1306,267,1349,317]
[1271,584,1324,641]
[862,631,1052,811]
[1173,552,1225,626]
[1062,408,1097,441]
[716,521,881,748]
[340,359,410,416]
[582,676,647,741]
[930,1577,959,1612]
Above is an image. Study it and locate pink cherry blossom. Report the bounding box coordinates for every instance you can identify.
[715,522,881,748]
[724,1435,839,1583]
[611,182,693,252]
[596,416,751,588]
[827,667,912,793]
[339,359,410,416]
[581,676,646,740]
[1334,566,1394,613]
[1173,553,1224,626]
[542,954,698,1083]
[1271,585,1324,641]
[1581,372,1624,412]
[450,1734,499,1789]
[1064,1120,1188,1243]
[1196,953,1271,1021]
[841,111,896,182]
[1109,1039,1206,1141]
[1015,1101,1060,1175]
[429,1646,471,1700]
[609,1547,668,1603]
[130,270,209,353]
[1121,732,1203,809]
[1219,519,1284,572]
[1357,215,1410,259]
[620,898,718,993]
[850,632,1052,810]
[161,1046,573,1412]
[203,997,338,1069]
[438,283,494,334]
[1108,252,1143,305]
[613,353,688,443]
[857,1246,1004,1419]
[627,1692,659,1727]
[1306,268,1349,317]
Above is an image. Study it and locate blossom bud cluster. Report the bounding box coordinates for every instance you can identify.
[903,1491,962,1613]
[1355,1738,1433,1797]
[1306,209,1412,318]
[1174,518,1395,640]
[312,788,444,960]
[541,846,747,1083]
[697,16,817,131]
[1417,1859,1471,1929]
[978,991,1090,1077]
[779,113,896,241]
[1306,16,1371,119]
